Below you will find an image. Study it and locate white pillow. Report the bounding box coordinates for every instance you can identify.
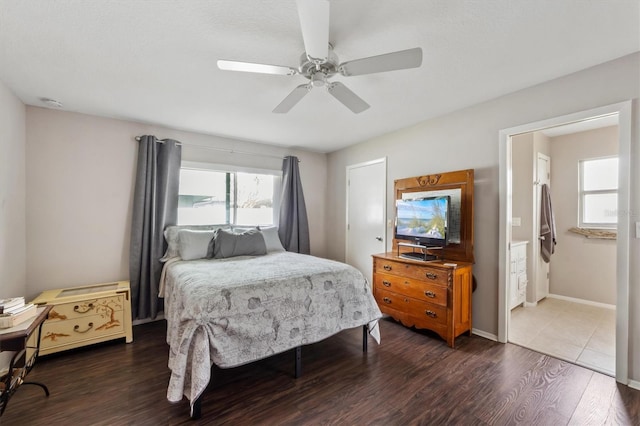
[259,226,286,252]
[161,224,230,261]
[176,229,216,261]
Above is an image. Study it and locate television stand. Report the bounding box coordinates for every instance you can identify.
[397,242,442,262]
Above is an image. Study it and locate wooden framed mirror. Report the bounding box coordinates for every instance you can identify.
[393,169,474,263]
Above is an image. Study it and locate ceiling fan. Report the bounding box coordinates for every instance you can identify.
[217,0,423,114]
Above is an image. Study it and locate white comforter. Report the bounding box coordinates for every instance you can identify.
[161,252,382,412]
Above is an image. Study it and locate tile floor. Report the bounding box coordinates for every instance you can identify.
[508,297,615,377]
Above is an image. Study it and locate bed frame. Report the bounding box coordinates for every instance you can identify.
[190,325,370,419]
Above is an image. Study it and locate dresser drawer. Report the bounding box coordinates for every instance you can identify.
[374,258,450,286]
[374,273,447,307]
[375,287,447,326]
[47,295,124,321]
[40,308,125,352]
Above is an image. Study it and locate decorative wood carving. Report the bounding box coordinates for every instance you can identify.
[416,174,442,186]
[394,169,474,263]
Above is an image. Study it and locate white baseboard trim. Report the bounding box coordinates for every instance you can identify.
[523,301,537,308]
[548,293,615,310]
[472,328,498,341]
[628,379,640,391]
[132,312,165,326]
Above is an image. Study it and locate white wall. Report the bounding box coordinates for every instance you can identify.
[550,126,618,304]
[512,131,554,304]
[326,52,640,382]
[0,80,27,298]
[25,107,327,300]
[511,133,534,244]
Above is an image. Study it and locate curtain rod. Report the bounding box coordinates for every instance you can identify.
[134,136,295,161]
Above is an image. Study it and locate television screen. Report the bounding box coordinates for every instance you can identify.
[395,196,449,247]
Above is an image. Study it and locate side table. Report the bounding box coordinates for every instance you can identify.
[0,305,52,416]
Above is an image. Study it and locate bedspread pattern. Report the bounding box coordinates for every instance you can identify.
[162,252,382,409]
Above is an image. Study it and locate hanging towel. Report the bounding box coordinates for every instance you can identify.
[539,183,556,263]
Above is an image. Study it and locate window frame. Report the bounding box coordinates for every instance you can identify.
[179,161,282,226]
[578,156,618,229]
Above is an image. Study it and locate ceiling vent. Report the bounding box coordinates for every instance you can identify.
[40,97,63,108]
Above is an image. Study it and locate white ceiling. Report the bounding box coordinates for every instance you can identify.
[0,1,638,153]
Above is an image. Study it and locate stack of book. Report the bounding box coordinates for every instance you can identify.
[0,297,37,329]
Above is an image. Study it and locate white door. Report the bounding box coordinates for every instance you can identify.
[346,159,387,287]
[534,152,551,302]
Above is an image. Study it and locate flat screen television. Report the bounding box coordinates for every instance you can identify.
[395,195,450,248]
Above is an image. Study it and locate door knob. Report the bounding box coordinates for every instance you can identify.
[375,236,383,241]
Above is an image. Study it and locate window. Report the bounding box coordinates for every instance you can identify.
[579,156,618,228]
[178,163,281,226]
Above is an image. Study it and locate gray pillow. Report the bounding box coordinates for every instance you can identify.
[177,229,216,261]
[213,228,267,259]
[258,226,285,252]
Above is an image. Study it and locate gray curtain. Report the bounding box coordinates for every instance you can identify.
[130,136,181,320]
[278,156,310,254]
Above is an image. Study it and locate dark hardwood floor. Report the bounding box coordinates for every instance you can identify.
[3,318,639,425]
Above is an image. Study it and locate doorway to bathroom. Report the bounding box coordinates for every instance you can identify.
[498,101,631,384]
[508,120,618,376]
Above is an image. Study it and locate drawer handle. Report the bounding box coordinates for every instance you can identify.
[382,297,392,304]
[425,310,437,318]
[73,322,94,333]
[74,303,95,314]
[425,272,437,280]
[382,280,392,287]
[383,265,392,271]
[424,290,436,298]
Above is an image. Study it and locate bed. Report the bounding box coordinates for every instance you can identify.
[158,225,382,418]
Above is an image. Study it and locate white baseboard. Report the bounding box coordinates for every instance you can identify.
[629,379,640,391]
[548,293,615,310]
[472,328,498,341]
[523,301,537,308]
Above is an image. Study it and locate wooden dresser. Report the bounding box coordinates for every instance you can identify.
[372,253,472,348]
[30,281,133,355]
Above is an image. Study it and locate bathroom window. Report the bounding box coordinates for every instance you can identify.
[579,156,618,229]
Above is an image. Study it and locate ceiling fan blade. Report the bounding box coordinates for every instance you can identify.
[218,60,298,76]
[296,0,330,62]
[338,47,423,76]
[327,82,370,113]
[273,84,312,113]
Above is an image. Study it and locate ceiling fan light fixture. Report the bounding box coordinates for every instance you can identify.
[311,71,325,87]
[216,1,423,113]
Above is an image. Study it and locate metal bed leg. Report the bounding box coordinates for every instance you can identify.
[21,382,50,396]
[191,396,202,420]
[363,325,368,352]
[295,346,302,378]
